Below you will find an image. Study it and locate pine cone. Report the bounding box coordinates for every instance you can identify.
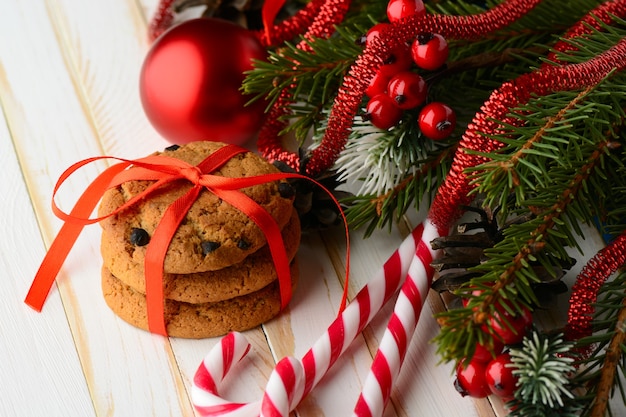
[430,204,573,307]
[273,160,353,231]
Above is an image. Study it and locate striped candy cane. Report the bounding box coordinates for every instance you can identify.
[191,332,261,416]
[192,221,437,416]
[352,219,441,416]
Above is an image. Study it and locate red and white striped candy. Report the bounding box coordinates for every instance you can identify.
[191,332,261,416]
[353,219,441,416]
[192,221,433,416]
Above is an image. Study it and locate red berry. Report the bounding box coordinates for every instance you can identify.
[387,0,426,23]
[455,358,491,398]
[365,23,390,47]
[485,353,518,399]
[387,71,427,110]
[473,337,505,363]
[488,306,532,345]
[366,71,391,98]
[418,102,456,140]
[378,44,413,77]
[363,94,403,130]
[411,33,449,71]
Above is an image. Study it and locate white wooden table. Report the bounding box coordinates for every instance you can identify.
[0,1,610,416]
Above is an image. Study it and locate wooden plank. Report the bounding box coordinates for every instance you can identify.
[0,82,96,417]
[0,1,196,416]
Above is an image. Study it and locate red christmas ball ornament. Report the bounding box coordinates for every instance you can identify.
[363,93,403,130]
[139,18,267,145]
[485,353,518,399]
[386,0,426,23]
[411,33,449,71]
[454,358,491,398]
[418,102,456,140]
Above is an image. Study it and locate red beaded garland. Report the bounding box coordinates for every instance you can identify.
[256,0,353,171]
[546,0,626,64]
[565,232,626,343]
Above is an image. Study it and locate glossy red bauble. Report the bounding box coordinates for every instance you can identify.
[455,358,491,398]
[363,94,403,130]
[488,306,533,345]
[472,337,505,363]
[411,33,449,71]
[418,102,456,140]
[386,0,426,23]
[387,71,427,109]
[485,353,518,399]
[366,71,391,98]
[139,18,267,145]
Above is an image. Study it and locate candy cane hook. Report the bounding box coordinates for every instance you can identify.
[192,221,434,416]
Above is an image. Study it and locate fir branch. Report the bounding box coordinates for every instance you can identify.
[342,144,456,236]
[467,85,596,213]
[434,134,614,363]
[589,297,626,417]
[509,332,577,411]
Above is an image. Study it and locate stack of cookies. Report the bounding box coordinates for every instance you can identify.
[97,141,300,338]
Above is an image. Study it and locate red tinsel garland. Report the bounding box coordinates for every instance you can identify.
[565,232,626,343]
[547,0,626,63]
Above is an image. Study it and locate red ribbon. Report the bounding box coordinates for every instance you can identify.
[25,144,350,336]
[261,0,286,43]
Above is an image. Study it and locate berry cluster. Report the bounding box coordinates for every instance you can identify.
[454,293,533,400]
[360,0,456,140]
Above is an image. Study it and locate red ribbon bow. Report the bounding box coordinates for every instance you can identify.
[25,144,350,336]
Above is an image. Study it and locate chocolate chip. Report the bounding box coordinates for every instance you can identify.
[237,239,251,250]
[129,228,150,246]
[278,182,295,198]
[164,144,180,151]
[201,241,221,255]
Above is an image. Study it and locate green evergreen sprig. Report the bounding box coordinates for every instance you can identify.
[508,331,578,415]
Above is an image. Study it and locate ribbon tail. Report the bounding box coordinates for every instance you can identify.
[261,0,286,44]
[25,220,89,311]
[25,162,130,311]
[216,189,292,310]
[144,186,202,336]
